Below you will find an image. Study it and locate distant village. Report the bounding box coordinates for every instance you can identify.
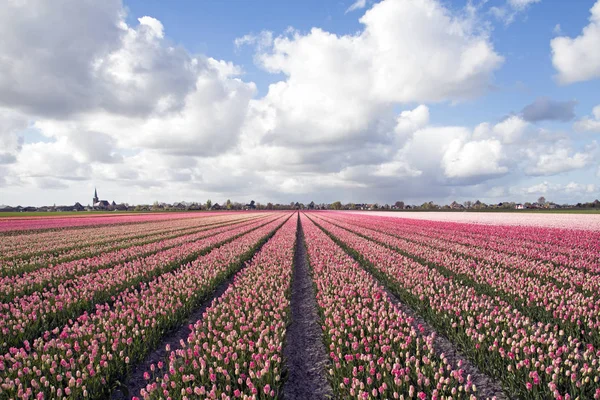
[1,190,599,213]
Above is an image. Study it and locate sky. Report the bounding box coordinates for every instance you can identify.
[1,0,600,207]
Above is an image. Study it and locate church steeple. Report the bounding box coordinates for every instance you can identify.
[93,187,99,204]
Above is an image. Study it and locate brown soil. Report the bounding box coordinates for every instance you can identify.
[281,218,333,400]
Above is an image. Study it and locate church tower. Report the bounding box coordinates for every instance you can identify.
[93,188,99,204]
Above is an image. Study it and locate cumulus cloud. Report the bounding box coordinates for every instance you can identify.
[474,116,529,144]
[520,97,577,122]
[0,0,123,116]
[574,104,600,132]
[524,141,597,176]
[1,0,255,193]
[395,105,430,136]
[0,0,240,123]
[248,0,502,151]
[442,139,507,179]
[551,1,600,84]
[13,138,92,184]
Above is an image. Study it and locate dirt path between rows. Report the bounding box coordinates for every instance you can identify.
[308,214,510,400]
[379,285,511,400]
[111,270,240,400]
[281,218,333,400]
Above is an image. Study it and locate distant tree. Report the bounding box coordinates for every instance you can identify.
[331,201,342,210]
[206,199,212,210]
[537,196,546,205]
[226,199,232,210]
[266,202,274,210]
[395,201,405,209]
[308,201,315,209]
[464,200,472,209]
[421,201,439,210]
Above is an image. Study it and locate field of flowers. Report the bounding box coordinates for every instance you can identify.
[1,210,599,399]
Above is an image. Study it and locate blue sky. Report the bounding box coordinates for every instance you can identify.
[1,0,599,206]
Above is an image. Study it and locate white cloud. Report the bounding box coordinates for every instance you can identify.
[0,0,124,117]
[524,141,596,175]
[574,104,600,132]
[250,0,502,150]
[138,16,164,38]
[346,0,367,13]
[473,116,529,144]
[564,182,596,194]
[442,138,507,178]
[551,1,600,84]
[13,138,91,183]
[395,105,430,136]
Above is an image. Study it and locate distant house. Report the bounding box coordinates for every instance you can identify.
[515,204,524,210]
[115,203,128,211]
[92,188,116,210]
[450,201,464,210]
[211,203,222,210]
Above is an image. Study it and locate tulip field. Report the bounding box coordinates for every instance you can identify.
[1,211,600,399]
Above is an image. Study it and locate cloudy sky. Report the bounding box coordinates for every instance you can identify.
[1,0,599,206]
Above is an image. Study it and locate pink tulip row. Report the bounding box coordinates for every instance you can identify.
[309,214,600,399]
[342,216,600,296]
[0,212,228,233]
[138,214,298,400]
[317,214,600,345]
[354,210,600,232]
[0,214,291,399]
[0,214,231,258]
[0,215,267,302]
[0,215,283,352]
[301,214,476,400]
[0,218,174,254]
[336,213,600,273]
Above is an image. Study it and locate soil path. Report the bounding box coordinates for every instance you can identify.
[308,214,510,400]
[281,217,333,400]
[380,285,511,400]
[111,271,239,399]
